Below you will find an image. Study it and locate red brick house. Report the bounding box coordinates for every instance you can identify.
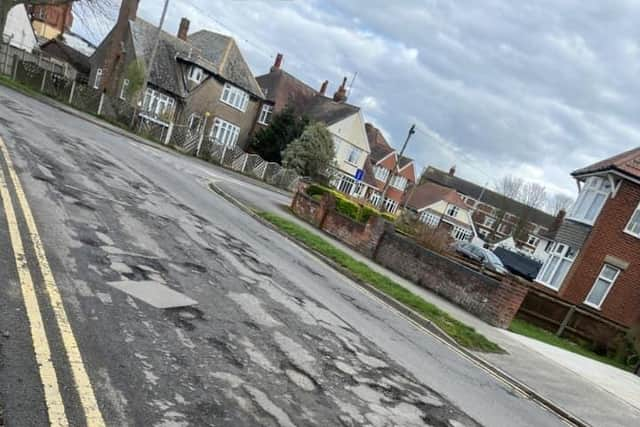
[28,3,73,40]
[536,147,640,328]
[362,123,416,214]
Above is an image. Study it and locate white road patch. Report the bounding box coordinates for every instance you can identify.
[244,385,296,427]
[355,352,388,369]
[285,369,316,391]
[96,292,112,304]
[96,231,115,246]
[274,332,318,378]
[240,338,277,372]
[174,328,195,350]
[108,280,197,309]
[258,280,317,326]
[228,293,282,327]
[110,262,133,275]
[334,360,358,376]
[211,372,244,388]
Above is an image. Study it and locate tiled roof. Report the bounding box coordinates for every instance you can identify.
[365,123,414,170]
[129,19,263,98]
[422,166,555,228]
[407,182,468,211]
[303,95,360,126]
[256,69,319,112]
[572,146,640,179]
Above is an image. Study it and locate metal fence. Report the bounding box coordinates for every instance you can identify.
[0,41,301,192]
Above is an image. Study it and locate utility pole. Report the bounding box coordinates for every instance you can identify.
[403,165,426,210]
[139,0,170,111]
[378,124,416,210]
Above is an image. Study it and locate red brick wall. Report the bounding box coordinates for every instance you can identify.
[559,180,640,327]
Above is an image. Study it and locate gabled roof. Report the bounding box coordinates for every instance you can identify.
[256,69,319,112]
[303,95,360,126]
[572,146,640,179]
[40,32,95,74]
[365,122,414,170]
[407,182,468,211]
[129,19,263,98]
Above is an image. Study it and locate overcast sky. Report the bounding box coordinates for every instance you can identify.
[77,0,640,199]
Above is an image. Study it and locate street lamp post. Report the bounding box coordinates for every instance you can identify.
[378,124,416,211]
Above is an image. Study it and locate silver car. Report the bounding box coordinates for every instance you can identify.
[453,242,508,275]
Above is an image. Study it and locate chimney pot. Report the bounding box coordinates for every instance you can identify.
[319,80,329,96]
[178,17,190,41]
[333,76,348,102]
[271,53,283,72]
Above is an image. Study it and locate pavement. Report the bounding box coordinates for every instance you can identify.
[0,84,632,427]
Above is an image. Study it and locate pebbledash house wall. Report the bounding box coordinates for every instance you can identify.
[291,186,528,328]
[557,180,640,327]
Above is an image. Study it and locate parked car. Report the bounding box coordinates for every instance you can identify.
[453,242,508,275]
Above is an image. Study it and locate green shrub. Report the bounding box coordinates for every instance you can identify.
[306,184,332,198]
[360,206,378,223]
[335,197,361,220]
[381,213,396,222]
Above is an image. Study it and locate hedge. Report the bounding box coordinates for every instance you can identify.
[305,183,395,224]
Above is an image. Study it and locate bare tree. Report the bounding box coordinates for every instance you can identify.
[494,175,524,200]
[2,1,114,42]
[520,182,547,209]
[548,193,574,215]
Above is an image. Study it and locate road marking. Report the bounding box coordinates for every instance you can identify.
[0,137,106,427]
[0,147,68,426]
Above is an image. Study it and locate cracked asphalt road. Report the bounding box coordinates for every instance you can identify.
[0,86,567,426]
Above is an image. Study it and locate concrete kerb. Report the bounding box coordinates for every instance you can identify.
[208,181,590,427]
[0,82,293,199]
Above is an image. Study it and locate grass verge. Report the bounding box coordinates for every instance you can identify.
[509,319,632,371]
[256,211,503,353]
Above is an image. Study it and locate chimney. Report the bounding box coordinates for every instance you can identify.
[117,0,139,24]
[271,53,283,72]
[333,76,348,102]
[448,165,456,176]
[549,209,566,234]
[319,80,329,96]
[178,17,190,41]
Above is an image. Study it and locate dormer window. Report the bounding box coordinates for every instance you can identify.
[188,66,204,83]
[568,176,611,225]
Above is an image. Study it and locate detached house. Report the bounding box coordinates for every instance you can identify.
[421,166,556,254]
[535,147,640,328]
[90,0,264,148]
[363,123,416,214]
[256,55,371,198]
[406,182,476,242]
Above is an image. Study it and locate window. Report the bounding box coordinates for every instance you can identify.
[536,243,577,290]
[221,83,250,112]
[499,223,511,234]
[188,114,203,134]
[584,265,620,309]
[374,166,390,182]
[210,118,240,147]
[382,198,398,214]
[446,205,460,218]
[258,104,274,125]
[625,203,640,237]
[188,66,204,83]
[568,176,611,225]
[142,88,176,120]
[336,174,356,195]
[94,68,102,89]
[527,235,540,246]
[390,175,408,191]
[452,226,473,241]
[419,211,440,227]
[346,147,363,165]
[369,192,381,206]
[119,79,130,100]
[544,240,554,253]
[484,216,496,227]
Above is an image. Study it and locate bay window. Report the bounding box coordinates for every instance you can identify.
[382,198,398,214]
[374,166,390,182]
[568,176,611,225]
[536,243,577,290]
[390,175,408,191]
[221,83,249,112]
[584,264,620,309]
[141,88,175,121]
[452,226,473,242]
[210,118,240,147]
[419,211,440,227]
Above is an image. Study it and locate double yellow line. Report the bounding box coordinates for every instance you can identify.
[0,137,105,426]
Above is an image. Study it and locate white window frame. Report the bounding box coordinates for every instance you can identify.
[220,83,250,112]
[567,176,611,225]
[452,226,473,241]
[484,216,496,227]
[584,264,621,309]
[188,65,204,83]
[141,88,175,120]
[382,198,398,214]
[419,211,440,227]
[258,104,274,125]
[188,113,203,134]
[94,68,102,89]
[210,117,241,148]
[346,146,362,165]
[390,175,408,191]
[336,174,356,195]
[527,235,540,246]
[536,243,577,291]
[373,166,390,182]
[369,192,381,207]
[624,202,640,238]
[446,205,460,218]
[119,78,130,100]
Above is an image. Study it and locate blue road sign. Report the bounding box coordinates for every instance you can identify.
[354,169,364,181]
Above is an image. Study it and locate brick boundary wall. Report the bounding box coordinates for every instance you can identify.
[290,185,528,328]
[374,231,528,328]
